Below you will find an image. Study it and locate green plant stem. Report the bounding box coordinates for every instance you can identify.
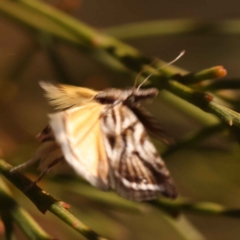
[1,1,240,132]
[0,178,51,240]
[163,215,206,240]
[1,212,15,240]
[1,160,240,220]
[150,198,240,218]
[102,19,240,39]
[201,78,240,91]
[1,2,240,127]
[176,66,226,85]
[14,0,240,128]
[208,102,240,126]
[0,160,109,240]
[0,1,130,73]
[0,1,80,45]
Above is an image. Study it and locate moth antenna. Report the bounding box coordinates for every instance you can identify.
[131,58,159,97]
[133,58,158,89]
[137,50,185,91]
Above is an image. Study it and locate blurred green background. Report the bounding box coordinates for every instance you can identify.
[1,0,240,240]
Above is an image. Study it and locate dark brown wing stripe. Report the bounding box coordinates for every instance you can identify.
[101,104,177,201]
[131,106,174,145]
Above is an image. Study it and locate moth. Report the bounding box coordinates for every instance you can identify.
[13,82,177,201]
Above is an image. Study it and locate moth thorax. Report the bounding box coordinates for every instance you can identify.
[94,89,132,104]
[94,88,159,105]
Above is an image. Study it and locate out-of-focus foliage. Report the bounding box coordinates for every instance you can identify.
[1,1,240,240]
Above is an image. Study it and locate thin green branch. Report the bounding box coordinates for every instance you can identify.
[1,1,240,132]
[62,180,145,213]
[102,19,240,40]
[0,178,51,240]
[150,198,240,218]
[201,78,240,91]
[1,2,240,238]
[1,160,240,220]
[175,66,226,85]
[0,1,80,45]
[163,215,206,240]
[12,0,240,129]
[163,79,240,127]
[208,101,240,127]
[1,2,240,128]
[1,212,15,240]
[213,93,240,108]
[0,160,109,240]
[0,1,130,74]
[47,181,206,240]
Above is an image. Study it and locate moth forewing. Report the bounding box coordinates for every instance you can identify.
[39,81,98,110]
[101,103,177,201]
[130,106,174,145]
[49,102,109,190]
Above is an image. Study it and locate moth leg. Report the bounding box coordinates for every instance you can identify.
[25,157,63,191]
[10,158,40,173]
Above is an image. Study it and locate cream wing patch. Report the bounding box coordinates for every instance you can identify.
[49,102,109,190]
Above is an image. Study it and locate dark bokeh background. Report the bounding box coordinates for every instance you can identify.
[1,0,240,239]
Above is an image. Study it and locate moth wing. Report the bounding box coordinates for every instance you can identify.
[131,106,174,145]
[40,82,98,110]
[11,128,63,174]
[49,102,109,189]
[101,104,176,201]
